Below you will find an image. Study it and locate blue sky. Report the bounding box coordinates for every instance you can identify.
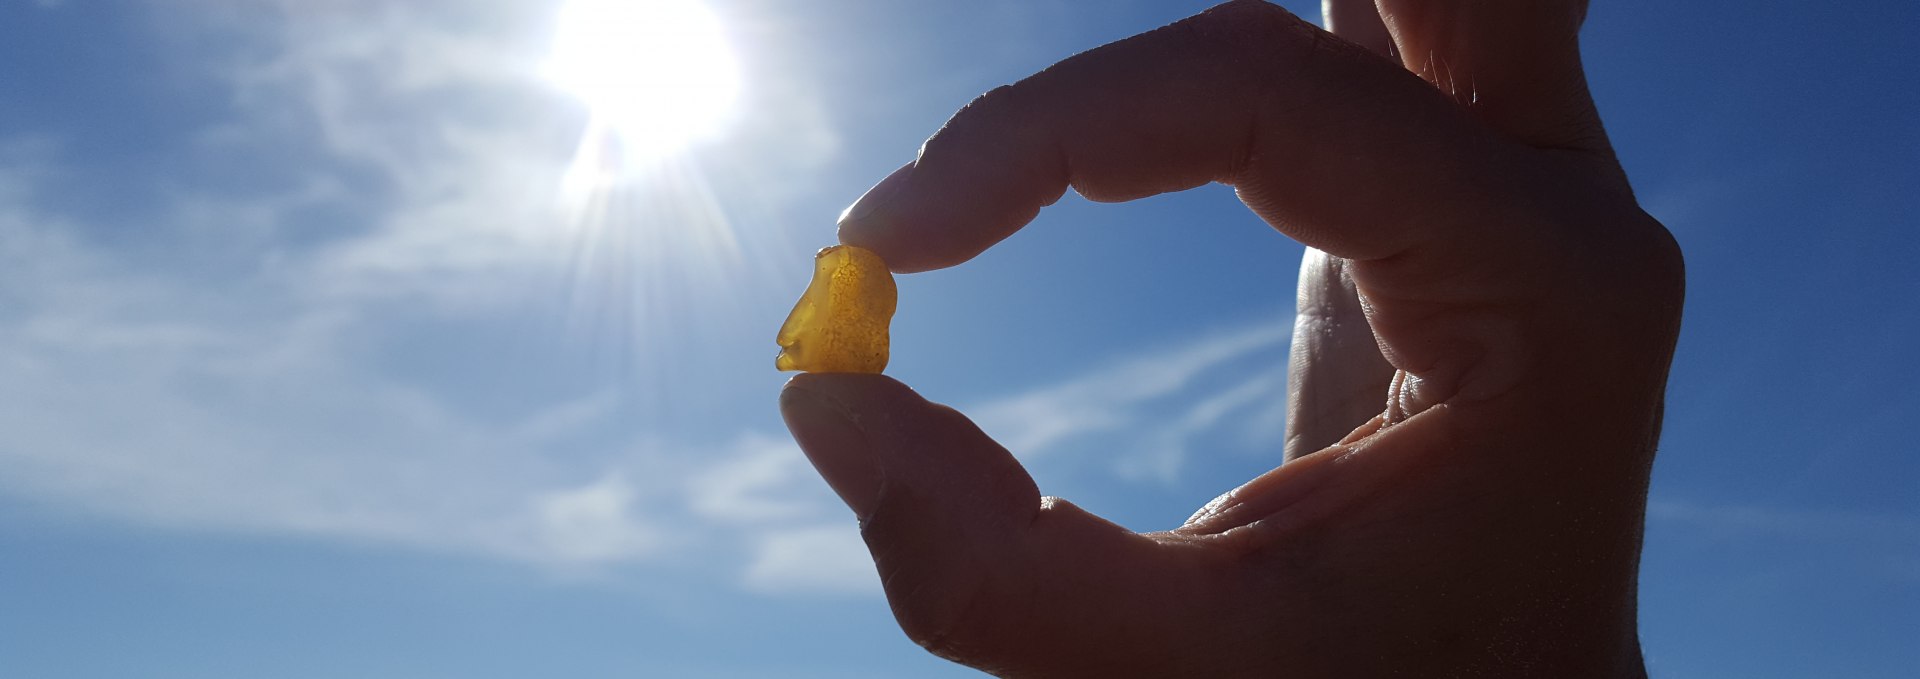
[0,0,1913,677]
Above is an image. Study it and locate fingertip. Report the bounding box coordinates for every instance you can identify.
[779,373,1036,515]
[837,193,988,275]
[834,162,964,274]
[780,383,884,518]
[782,372,924,412]
[835,83,1067,274]
[834,218,947,274]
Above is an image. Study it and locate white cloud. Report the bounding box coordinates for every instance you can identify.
[1648,498,1920,545]
[512,388,622,443]
[710,322,1303,594]
[0,0,860,591]
[287,1,820,302]
[1647,498,1920,584]
[3,135,1299,594]
[742,524,879,596]
[1,176,1294,593]
[530,473,662,563]
[968,321,1292,481]
[688,437,885,596]
[687,435,836,525]
[0,148,672,568]
[1112,369,1287,482]
[0,1,1307,598]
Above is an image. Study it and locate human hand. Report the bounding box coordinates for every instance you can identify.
[781,1,1682,676]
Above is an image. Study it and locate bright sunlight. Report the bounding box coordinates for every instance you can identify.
[546,0,743,159]
[540,0,759,392]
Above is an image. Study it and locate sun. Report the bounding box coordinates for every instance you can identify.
[539,0,753,377]
[545,0,743,159]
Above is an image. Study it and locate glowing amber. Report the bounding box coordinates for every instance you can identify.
[776,245,896,373]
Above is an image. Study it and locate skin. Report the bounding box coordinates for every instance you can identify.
[780,1,1683,676]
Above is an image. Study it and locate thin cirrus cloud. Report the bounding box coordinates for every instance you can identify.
[0,180,1297,584]
[2,108,1296,596]
[26,0,1894,600]
[1647,499,1920,549]
[967,320,1294,481]
[6,76,1300,593]
[160,0,838,311]
[0,0,812,575]
[3,144,1298,587]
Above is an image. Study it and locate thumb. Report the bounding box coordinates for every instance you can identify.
[780,373,1038,538]
[780,374,1193,673]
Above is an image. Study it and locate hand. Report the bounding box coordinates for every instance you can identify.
[781,1,1682,676]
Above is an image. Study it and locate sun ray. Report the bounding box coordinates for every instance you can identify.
[538,0,758,398]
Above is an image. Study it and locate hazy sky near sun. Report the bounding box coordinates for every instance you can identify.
[0,1,1914,677]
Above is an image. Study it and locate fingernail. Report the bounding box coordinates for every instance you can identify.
[838,162,914,225]
[781,386,884,518]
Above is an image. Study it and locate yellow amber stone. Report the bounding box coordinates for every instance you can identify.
[775,245,896,373]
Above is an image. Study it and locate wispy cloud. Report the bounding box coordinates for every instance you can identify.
[147,0,838,316]
[3,151,855,580]
[0,181,1292,587]
[967,321,1292,481]
[530,473,665,563]
[1648,498,1920,546]
[0,1,1303,599]
[688,435,835,525]
[742,524,879,596]
[1646,498,1920,586]
[0,0,850,582]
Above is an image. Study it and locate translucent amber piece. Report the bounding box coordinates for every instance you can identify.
[776,245,896,373]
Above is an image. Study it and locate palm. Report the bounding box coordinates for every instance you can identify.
[1283,248,1394,460]
[1279,3,1401,461]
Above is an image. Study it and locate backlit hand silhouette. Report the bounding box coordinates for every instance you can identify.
[783,1,1682,676]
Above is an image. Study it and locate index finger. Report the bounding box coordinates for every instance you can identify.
[836,0,1526,274]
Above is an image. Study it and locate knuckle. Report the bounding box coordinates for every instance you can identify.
[1533,205,1685,343]
[1187,0,1313,56]
[1620,209,1687,306]
[1635,211,1685,281]
[1184,0,1381,93]
[858,510,1015,664]
[888,570,1006,664]
[953,84,1026,129]
[1200,0,1295,26]
[924,84,1031,158]
[1573,204,1685,292]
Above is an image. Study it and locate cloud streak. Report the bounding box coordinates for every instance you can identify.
[1648,498,1920,546]
[1,0,849,580]
[0,1,1306,598]
[968,321,1292,481]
